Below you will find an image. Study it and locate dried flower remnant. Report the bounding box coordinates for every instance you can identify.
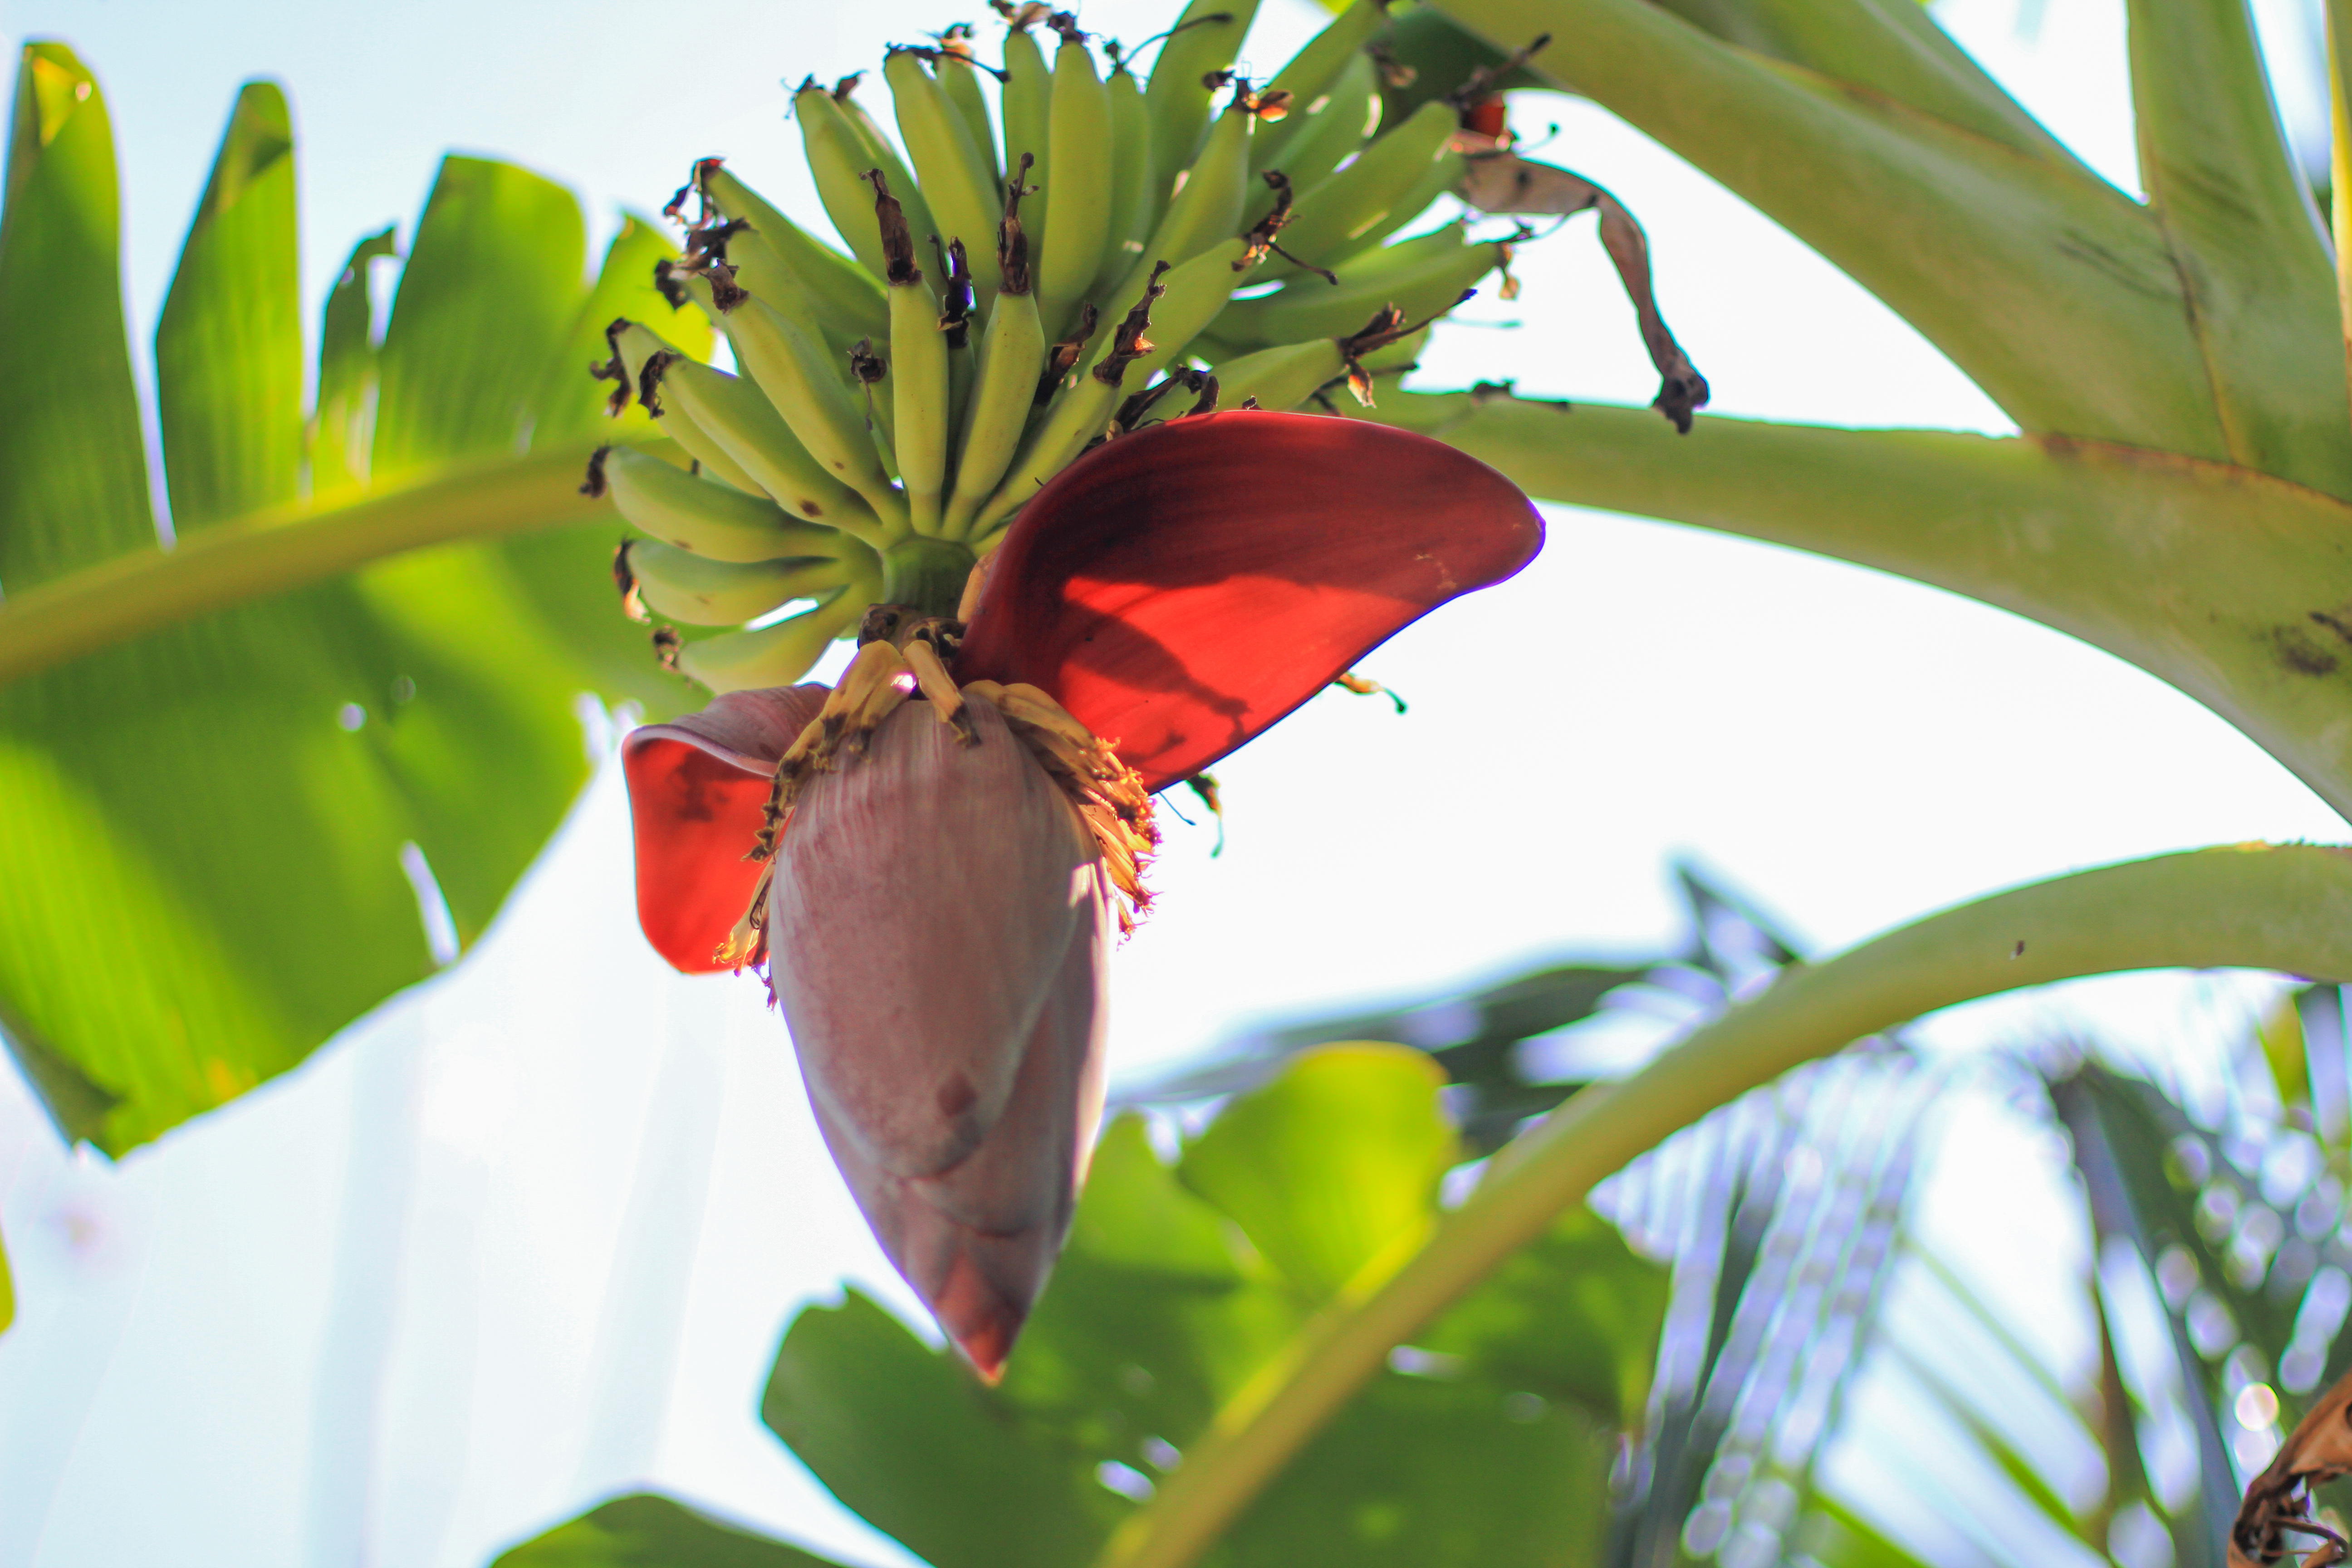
[2233,1371,2352,1568]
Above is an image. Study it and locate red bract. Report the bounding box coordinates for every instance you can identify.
[619,410,1543,1370]
[955,410,1544,789]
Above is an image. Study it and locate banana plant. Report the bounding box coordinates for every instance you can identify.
[0,47,711,1154]
[1352,0,2352,822]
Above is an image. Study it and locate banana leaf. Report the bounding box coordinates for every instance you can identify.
[0,48,706,1152]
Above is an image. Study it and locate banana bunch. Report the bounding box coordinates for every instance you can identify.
[588,0,1519,694]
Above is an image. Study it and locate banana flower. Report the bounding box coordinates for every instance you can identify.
[623,409,1541,1374]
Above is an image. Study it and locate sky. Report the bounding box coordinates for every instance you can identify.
[0,0,2345,1563]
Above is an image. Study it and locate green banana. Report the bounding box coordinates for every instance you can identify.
[655,353,877,534]
[1001,24,1054,263]
[606,321,766,496]
[883,49,1001,299]
[872,172,952,534]
[598,0,1578,663]
[676,587,873,694]
[1098,237,1249,385]
[622,537,848,626]
[601,443,846,562]
[1255,99,1460,281]
[1211,229,1501,343]
[724,295,909,530]
[1248,0,1391,174]
[1105,90,1252,316]
[1141,0,1260,219]
[793,82,901,281]
[946,163,1048,537]
[934,29,1002,184]
[976,262,1169,538]
[701,163,891,345]
[1095,63,1156,303]
[1038,29,1112,342]
[832,78,943,267]
[1207,338,1346,410]
[1255,51,1377,209]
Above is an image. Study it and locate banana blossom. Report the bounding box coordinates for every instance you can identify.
[622,410,1541,1374]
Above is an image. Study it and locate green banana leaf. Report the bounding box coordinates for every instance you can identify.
[488,1494,854,1567]
[0,46,707,1152]
[753,1046,1667,1568]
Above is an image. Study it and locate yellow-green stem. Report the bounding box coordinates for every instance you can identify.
[0,443,608,689]
[1094,842,2352,1568]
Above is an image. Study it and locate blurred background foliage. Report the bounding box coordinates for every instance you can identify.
[0,48,706,1155]
[495,873,2352,1568]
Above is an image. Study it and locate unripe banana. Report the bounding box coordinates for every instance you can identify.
[1001,25,1054,261]
[1248,0,1391,174]
[1141,0,1260,213]
[934,30,1002,183]
[725,295,910,531]
[622,537,848,626]
[1207,338,1346,410]
[1104,93,1251,316]
[946,164,1047,538]
[701,164,891,345]
[1256,51,1377,207]
[603,443,846,562]
[871,172,952,534]
[1038,32,1112,343]
[831,80,943,266]
[1094,237,1248,385]
[975,263,1169,538]
[654,342,876,533]
[794,83,902,282]
[1255,99,1459,282]
[608,321,765,496]
[676,588,872,695]
[1095,64,1156,302]
[1212,230,1501,343]
[883,50,1001,303]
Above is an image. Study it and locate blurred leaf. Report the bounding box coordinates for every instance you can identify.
[533,213,711,447]
[2261,990,2311,1110]
[764,1054,1666,1568]
[311,224,398,498]
[1177,1044,1455,1300]
[1792,1494,1936,1568]
[1414,1205,1667,1424]
[0,70,700,1150]
[372,154,586,475]
[1886,1339,2101,1546]
[763,1289,1112,1568]
[0,1220,11,1333]
[488,1493,854,1567]
[154,79,300,532]
[2051,1065,2238,1568]
[0,43,152,592]
[1220,1370,1615,1568]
